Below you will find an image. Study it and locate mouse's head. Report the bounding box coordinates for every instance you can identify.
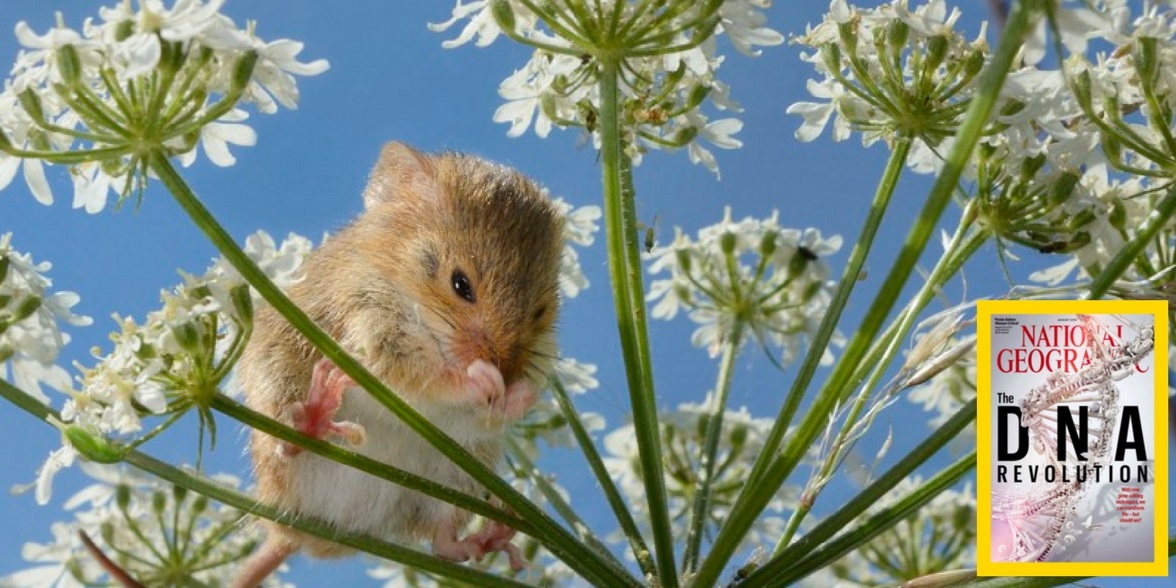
[355,142,563,399]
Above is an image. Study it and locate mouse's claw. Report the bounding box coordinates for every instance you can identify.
[278,359,367,457]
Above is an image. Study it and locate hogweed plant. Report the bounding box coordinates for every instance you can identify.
[0,0,1174,587]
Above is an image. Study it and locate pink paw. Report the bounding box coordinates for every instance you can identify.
[279,359,367,457]
[467,519,528,571]
[465,360,538,421]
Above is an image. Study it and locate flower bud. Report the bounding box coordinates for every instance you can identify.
[821,43,842,75]
[172,321,202,354]
[14,295,42,321]
[759,230,778,257]
[887,19,909,50]
[0,255,9,284]
[114,20,135,42]
[1071,70,1093,110]
[788,251,810,279]
[66,426,126,464]
[925,36,948,69]
[230,284,254,325]
[55,44,83,87]
[151,490,168,516]
[0,127,11,150]
[172,483,188,505]
[729,423,748,448]
[1047,172,1080,206]
[1133,37,1158,84]
[672,125,698,146]
[116,484,131,511]
[100,521,116,544]
[675,249,693,273]
[0,345,14,363]
[685,84,710,111]
[719,231,737,255]
[17,89,45,122]
[1108,199,1127,232]
[490,0,516,32]
[964,49,985,78]
[231,51,260,93]
[191,494,209,515]
[1019,153,1046,182]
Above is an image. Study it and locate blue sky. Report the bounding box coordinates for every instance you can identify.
[0,1,1170,586]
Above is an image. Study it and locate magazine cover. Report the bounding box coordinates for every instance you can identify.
[977,300,1169,576]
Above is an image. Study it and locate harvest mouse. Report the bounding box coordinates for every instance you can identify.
[231,142,565,587]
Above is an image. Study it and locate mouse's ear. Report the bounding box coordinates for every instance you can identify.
[364,142,438,209]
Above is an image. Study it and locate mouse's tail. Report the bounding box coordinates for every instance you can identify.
[231,535,298,588]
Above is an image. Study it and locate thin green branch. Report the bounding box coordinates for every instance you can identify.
[549,378,656,578]
[682,319,744,573]
[0,379,529,588]
[743,452,977,588]
[598,56,678,588]
[1085,183,1176,299]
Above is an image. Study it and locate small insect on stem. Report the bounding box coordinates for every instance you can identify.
[637,214,660,253]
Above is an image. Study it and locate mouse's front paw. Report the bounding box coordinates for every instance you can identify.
[467,519,528,571]
[465,360,536,420]
[278,359,367,458]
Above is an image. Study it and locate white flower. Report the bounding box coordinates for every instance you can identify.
[646,208,842,364]
[0,0,329,209]
[5,463,287,587]
[433,1,781,175]
[0,234,91,403]
[549,196,601,298]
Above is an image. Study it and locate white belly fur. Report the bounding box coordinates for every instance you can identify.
[284,386,500,540]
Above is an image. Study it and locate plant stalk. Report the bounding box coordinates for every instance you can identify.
[597,55,678,588]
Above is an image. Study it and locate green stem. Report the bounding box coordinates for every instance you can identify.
[754,399,976,583]
[0,379,528,588]
[549,378,656,578]
[743,135,911,493]
[682,319,745,573]
[694,3,1038,584]
[1085,184,1176,299]
[773,206,983,553]
[598,56,677,587]
[743,452,977,588]
[146,151,637,588]
[502,437,622,568]
[693,133,912,587]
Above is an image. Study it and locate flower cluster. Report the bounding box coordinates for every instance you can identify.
[823,478,975,586]
[1,462,287,588]
[0,233,91,403]
[646,208,842,365]
[24,231,313,505]
[551,195,601,298]
[431,0,783,175]
[788,0,988,173]
[0,0,328,212]
[603,402,801,553]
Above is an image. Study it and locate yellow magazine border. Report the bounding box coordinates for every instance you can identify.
[976,299,1169,577]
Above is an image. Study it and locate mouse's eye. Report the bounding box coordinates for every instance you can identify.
[451,269,475,303]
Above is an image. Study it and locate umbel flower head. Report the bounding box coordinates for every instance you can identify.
[0,233,92,404]
[0,0,328,212]
[646,208,842,365]
[788,0,988,173]
[431,0,783,176]
[2,463,285,588]
[23,231,313,506]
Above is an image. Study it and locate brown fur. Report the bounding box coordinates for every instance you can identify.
[233,142,564,585]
